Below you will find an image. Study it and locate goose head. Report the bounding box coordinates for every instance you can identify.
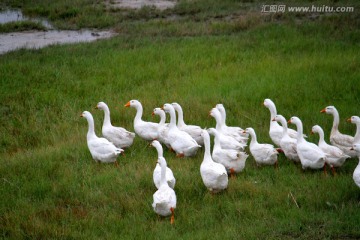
[311,125,322,135]
[272,114,285,123]
[209,108,221,119]
[162,103,174,113]
[215,104,225,113]
[320,106,336,114]
[347,116,360,124]
[351,144,360,152]
[151,140,162,148]
[263,98,275,110]
[95,101,108,110]
[207,128,217,136]
[243,127,255,137]
[152,107,164,116]
[124,99,140,108]
[80,111,92,119]
[287,116,301,125]
[171,102,182,111]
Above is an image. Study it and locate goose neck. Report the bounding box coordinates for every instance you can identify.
[167,108,177,128]
[134,104,143,122]
[176,108,185,127]
[102,106,112,127]
[160,160,167,186]
[354,123,360,144]
[86,116,96,139]
[294,121,304,142]
[331,110,340,132]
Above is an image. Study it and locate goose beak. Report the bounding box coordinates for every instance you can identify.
[272,118,276,121]
[287,119,292,124]
[350,147,354,150]
[320,108,326,113]
[151,112,155,116]
[80,113,84,117]
[347,118,352,123]
[161,106,164,110]
[124,102,130,107]
[242,130,247,134]
[310,131,314,135]
[94,105,98,109]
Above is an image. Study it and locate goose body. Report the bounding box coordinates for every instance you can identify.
[200,130,228,193]
[311,125,349,170]
[208,128,248,174]
[321,106,356,157]
[288,117,326,170]
[244,127,279,166]
[215,103,247,144]
[81,111,123,164]
[163,104,201,157]
[171,102,204,146]
[152,157,177,224]
[263,99,298,146]
[125,100,159,141]
[273,115,300,162]
[151,140,176,189]
[209,108,246,150]
[351,144,360,188]
[96,102,135,149]
[152,108,171,148]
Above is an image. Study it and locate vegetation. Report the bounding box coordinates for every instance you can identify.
[1,0,360,239]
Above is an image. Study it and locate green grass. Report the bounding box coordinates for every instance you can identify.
[1,0,360,239]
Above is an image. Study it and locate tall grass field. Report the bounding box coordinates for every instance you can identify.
[1,0,360,239]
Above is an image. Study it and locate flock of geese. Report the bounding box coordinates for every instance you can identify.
[80,98,360,224]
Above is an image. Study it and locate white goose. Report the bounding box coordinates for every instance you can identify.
[288,117,326,170]
[320,106,356,157]
[350,144,360,188]
[125,100,159,141]
[152,108,171,148]
[207,128,248,177]
[162,103,201,157]
[171,102,204,146]
[96,102,135,149]
[347,116,360,145]
[311,125,350,174]
[209,108,246,150]
[244,127,279,167]
[215,103,247,144]
[200,130,228,193]
[263,98,298,146]
[81,111,123,165]
[150,140,176,189]
[272,115,300,162]
[152,156,177,224]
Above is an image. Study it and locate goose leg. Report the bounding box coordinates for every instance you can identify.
[170,208,175,224]
[323,164,327,175]
[230,168,235,179]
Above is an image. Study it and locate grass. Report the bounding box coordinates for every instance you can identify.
[1,0,360,239]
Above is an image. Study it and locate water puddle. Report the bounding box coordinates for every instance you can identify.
[0,9,53,29]
[108,0,176,10]
[0,9,115,55]
[0,30,115,55]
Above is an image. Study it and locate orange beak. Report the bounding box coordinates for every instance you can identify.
[151,112,155,116]
[80,113,84,117]
[124,102,130,107]
[94,105,98,109]
[272,118,276,121]
[347,118,352,123]
[287,119,292,124]
[320,108,326,113]
[310,131,314,135]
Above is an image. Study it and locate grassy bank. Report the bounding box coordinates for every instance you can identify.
[1,1,360,239]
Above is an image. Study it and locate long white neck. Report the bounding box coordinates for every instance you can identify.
[175,107,185,127]
[155,145,163,158]
[214,113,224,131]
[249,131,258,145]
[160,159,167,187]
[157,111,166,125]
[219,108,227,126]
[212,131,221,149]
[269,105,280,128]
[331,110,340,134]
[354,122,360,144]
[294,121,304,142]
[134,103,143,122]
[203,132,212,162]
[102,105,112,127]
[167,108,177,128]
[316,129,326,145]
[86,115,96,139]
[279,118,288,137]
